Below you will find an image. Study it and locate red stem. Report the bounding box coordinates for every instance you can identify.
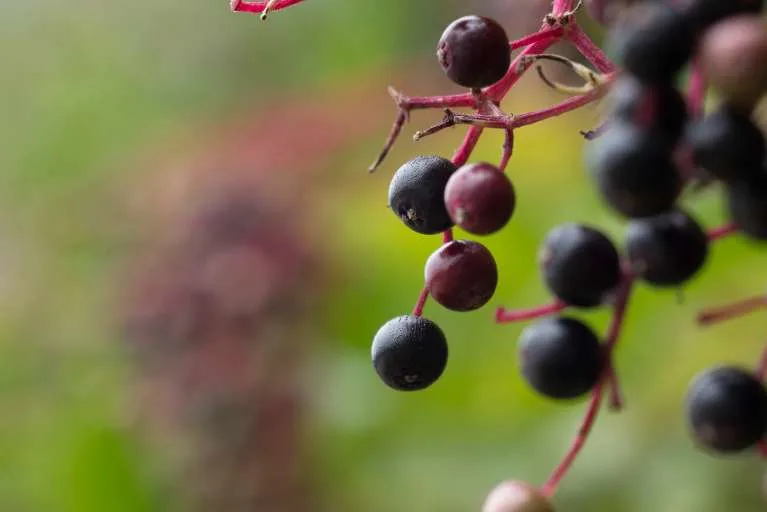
[707,222,738,241]
[552,0,578,15]
[487,37,557,100]
[413,288,429,317]
[231,0,304,14]
[606,366,624,411]
[403,92,476,111]
[512,89,605,128]
[495,300,568,324]
[686,59,707,118]
[697,295,767,326]
[442,229,454,244]
[541,277,634,497]
[509,27,564,51]
[567,24,617,74]
[451,125,484,167]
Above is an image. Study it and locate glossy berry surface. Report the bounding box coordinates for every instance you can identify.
[437,15,511,89]
[482,481,556,512]
[539,224,621,308]
[518,317,603,400]
[726,172,767,240]
[609,1,695,83]
[388,155,457,234]
[700,15,767,111]
[687,105,766,183]
[607,76,687,147]
[444,162,516,235]
[587,122,681,218]
[686,365,767,453]
[625,210,709,287]
[425,240,498,311]
[371,315,448,391]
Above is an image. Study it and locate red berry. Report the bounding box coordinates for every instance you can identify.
[425,240,498,312]
[444,162,516,235]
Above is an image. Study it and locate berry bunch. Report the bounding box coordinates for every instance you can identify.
[231,0,767,509]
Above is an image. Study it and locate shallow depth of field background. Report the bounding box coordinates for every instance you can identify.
[2,1,767,511]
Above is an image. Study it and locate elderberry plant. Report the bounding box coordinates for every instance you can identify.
[231,0,767,509]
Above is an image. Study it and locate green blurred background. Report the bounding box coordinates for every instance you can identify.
[2,1,767,511]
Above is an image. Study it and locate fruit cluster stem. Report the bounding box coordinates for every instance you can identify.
[567,24,617,74]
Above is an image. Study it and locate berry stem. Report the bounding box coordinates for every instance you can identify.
[231,0,304,16]
[499,129,514,172]
[495,300,568,324]
[697,294,767,326]
[413,288,430,317]
[442,229,454,244]
[541,277,634,497]
[567,24,617,74]
[552,0,578,16]
[369,109,408,172]
[686,59,707,118]
[606,366,624,411]
[486,37,557,100]
[509,27,564,51]
[451,125,484,167]
[581,120,609,140]
[512,89,605,127]
[707,222,738,241]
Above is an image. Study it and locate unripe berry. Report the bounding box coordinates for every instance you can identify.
[425,240,498,312]
[444,162,516,235]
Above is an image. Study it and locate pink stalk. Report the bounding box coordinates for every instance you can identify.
[451,125,484,167]
[511,90,604,128]
[231,0,304,15]
[552,0,578,15]
[509,27,564,51]
[495,300,568,324]
[413,288,429,317]
[606,366,624,411]
[442,229,454,244]
[487,39,557,100]
[707,222,738,242]
[697,295,767,326]
[567,24,617,74]
[541,277,634,497]
[397,91,476,111]
[499,129,514,172]
[686,60,707,118]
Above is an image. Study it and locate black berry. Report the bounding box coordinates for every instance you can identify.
[686,365,767,453]
[518,316,603,400]
[425,239,498,312]
[388,155,457,234]
[682,0,764,30]
[687,105,766,183]
[371,315,448,391]
[608,1,695,83]
[437,15,511,89]
[539,224,622,308]
[587,122,681,218]
[607,76,687,147]
[625,209,709,287]
[726,171,767,240]
[444,162,516,235]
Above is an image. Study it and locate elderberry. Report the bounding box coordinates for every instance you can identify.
[686,365,767,453]
[444,162,516,235]
[371,315,448,391]
[539,224,621,308]
[726,171,767,240]
[388,155,457,234]
[682,0,764,30]
[518,317,603,400]
[437,15,511,89]
[425,239,498,312]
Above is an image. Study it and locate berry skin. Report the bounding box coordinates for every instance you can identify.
[539,224,622,308]
[686,365,767,453]
[482,481,555,512]
[371,315,448,391]
[607,76,687,147]
[687,105,766,183]
[425,240,498,312]
[608,1,695,83]
[682,0,764,30]
[437,15,511,89]
[444,162,516,235]
[587,122,681,218]
[726,171,767,240]
[518,317,603,400]
[699,15,767,111]
[624,209,709,287]
[388,155,457,235]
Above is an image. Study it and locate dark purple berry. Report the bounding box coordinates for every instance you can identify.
[726,171,767,240]
[687,105,766,183]
[371,315,448,391]
[425,240,498,312]
[686,365,767,453]
[518,317,603,400]
[388,155,457,234]
[437,15,511,89]
[444,162,516,235]
[587,122,681,218]
[482,481,556,512]
[682,0,764,30]
[625,209,709,287]
[608,1,695,83]
[608,76,687,147]
[539,224,622,308]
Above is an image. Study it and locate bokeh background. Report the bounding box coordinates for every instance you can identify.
[2,1,767,511]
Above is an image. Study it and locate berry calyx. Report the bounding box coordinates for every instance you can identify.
[425,240,498,312]
[437,15,511,89]
[388,155,457,235]
[444,162,516,235]
[539,223,622,308]
[482,481,556,512]
[686,365,767,453]
[371,315,448,391]
[624,209,709,287]
[518,316,604,400]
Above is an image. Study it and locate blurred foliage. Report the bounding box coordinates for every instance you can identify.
[1,1,767,511]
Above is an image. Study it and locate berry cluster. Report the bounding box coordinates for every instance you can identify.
[231,0,767,509]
